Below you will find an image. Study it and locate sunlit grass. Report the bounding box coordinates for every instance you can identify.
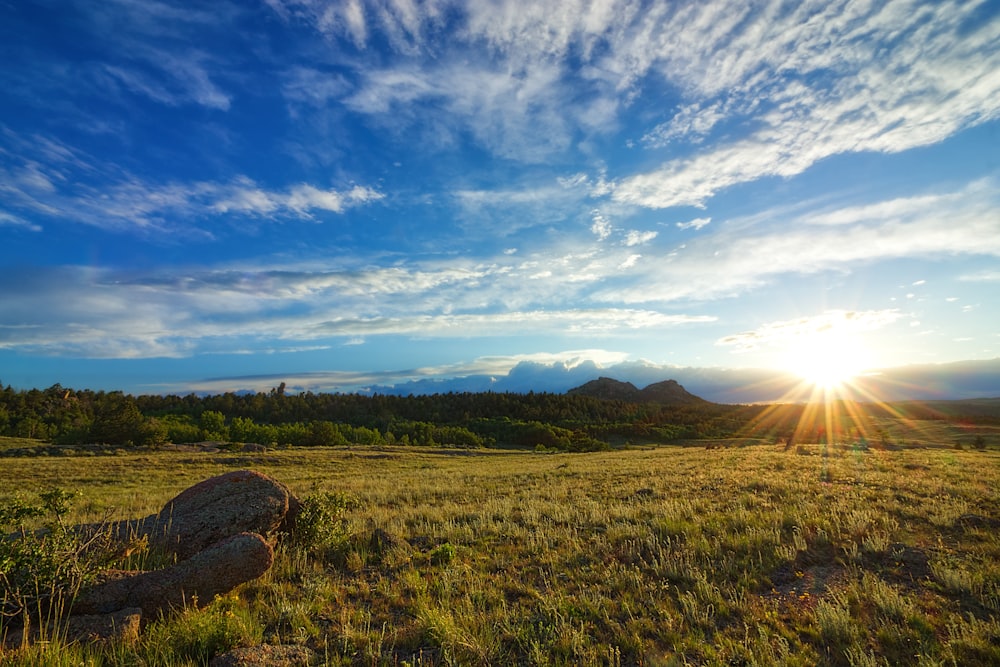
[1,443,998,665]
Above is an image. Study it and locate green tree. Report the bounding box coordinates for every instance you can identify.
[199,410,228,441]
[90,394,161,446]
[308,421,348,446]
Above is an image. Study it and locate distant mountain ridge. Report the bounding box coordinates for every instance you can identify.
[567,377,708,405]
[194,357,1000,404]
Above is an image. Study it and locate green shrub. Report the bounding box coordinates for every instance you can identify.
[286,491,353,559]
[0,489,110,645]
[430,542,456,566]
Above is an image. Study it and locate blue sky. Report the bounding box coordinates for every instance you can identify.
[1,0,998,398]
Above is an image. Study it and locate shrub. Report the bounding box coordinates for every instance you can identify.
[430,542,456,566]
[286,491,353,558]
[0,489,111,645]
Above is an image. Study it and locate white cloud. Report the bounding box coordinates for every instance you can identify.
[172,347,635,395]
[959,270,1000,282]
[451,178,591,235]
[0,136,385,229]
[281,67,351,108]
[642,101,727,147]
[308,309,714,339]
[0,253,716,358]
[0,210,41,231]
[623,230,657,246]
[100,50,231,111]
[213,181,384,218]
[716,309,903,351]
[345,59,579,162]
[285,184,384,215]
[612,0,1000,208]
[618,254,641,269]
[594,179,1000,304]
[676,217,711,231]
[591,211,612,240]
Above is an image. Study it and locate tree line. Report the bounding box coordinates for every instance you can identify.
[0,382,766,451]
[7,381,982,452]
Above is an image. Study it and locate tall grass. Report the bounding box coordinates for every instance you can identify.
[1,442,998,665]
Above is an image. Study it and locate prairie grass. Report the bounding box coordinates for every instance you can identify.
[1,441,998,665]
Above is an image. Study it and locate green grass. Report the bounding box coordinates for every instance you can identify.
[2,441,999,665]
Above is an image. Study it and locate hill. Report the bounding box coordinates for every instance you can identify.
[567,377,708,405]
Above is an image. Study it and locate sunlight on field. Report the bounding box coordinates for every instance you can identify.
[2,444,999,666]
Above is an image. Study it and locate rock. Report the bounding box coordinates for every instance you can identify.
[64,471,304,638]
[369,527,404,553]
[151,470,299,559]
[64,607,142,643]
[2,607,142,648]
[74,532,274,618]
[209,644,315,666]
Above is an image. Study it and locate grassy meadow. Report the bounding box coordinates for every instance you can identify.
[1,437,999,666]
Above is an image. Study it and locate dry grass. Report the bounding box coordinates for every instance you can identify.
[2,440,999,665]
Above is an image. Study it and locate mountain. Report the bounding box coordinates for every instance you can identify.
[566,377,639,401]
[568,377,708,405]
[639,379,709,405]
[205,357,999,404]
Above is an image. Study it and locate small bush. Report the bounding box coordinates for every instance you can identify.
[286,491,353,559]
[430,542,456,566]
[0,489,112,645]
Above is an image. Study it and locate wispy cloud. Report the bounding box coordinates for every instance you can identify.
[594,179,1000,303]
[172,348,635,394]
[959,270,1000,282]
[0,133,384,230]
[0,255,714,358]
[306,309,714,339]
[342,59,580,162]
[676,217,711,231]
[612,1,1000,208]
[623,230,657,247]
[716,310,903,352]
[642,101,728,148]
[269,0,999,186]
[0,210,41,231]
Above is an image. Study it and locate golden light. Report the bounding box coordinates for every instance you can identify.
[783,330,870,393]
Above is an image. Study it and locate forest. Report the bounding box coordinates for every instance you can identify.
[1,381,996,454]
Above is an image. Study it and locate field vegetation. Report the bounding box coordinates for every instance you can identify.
[1,384,998,665]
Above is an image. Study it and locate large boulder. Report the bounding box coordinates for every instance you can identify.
[73,532,274,618]
[150,470,299,560]
[63,471,302,639]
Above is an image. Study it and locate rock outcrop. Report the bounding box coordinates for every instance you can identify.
[64,470,299,638]
[149,469,299,559]
[73,532,275,618]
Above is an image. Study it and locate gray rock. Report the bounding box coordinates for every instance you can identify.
[209,644,315,667]
[150,470,298,559]
[65,606,142,643]
[73,532,274,618]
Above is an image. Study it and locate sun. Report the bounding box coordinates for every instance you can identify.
[783,329,870,392]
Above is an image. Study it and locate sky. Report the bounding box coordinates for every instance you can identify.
[1,0,999,399]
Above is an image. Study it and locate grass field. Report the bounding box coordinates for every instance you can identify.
[1,436,999,666]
